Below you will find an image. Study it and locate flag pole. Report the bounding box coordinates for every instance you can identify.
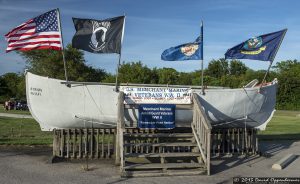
[200,20,205,95]
[258,61,272,92]
[115,15,126,92]
[259,28,287,90]
[56,8,68,82]
[260,61,272,84]
[115,53,122,91]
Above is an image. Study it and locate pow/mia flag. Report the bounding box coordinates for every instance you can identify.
[72,16,125,54]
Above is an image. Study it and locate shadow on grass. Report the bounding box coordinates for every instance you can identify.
[258,134,300,141]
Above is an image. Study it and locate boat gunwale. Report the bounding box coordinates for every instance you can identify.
[60,81,227,89]
[60,81,276,92]
[27,72,276,91]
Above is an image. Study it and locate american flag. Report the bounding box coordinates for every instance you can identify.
[5,9,62,53]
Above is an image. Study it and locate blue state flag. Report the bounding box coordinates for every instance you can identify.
[225,29,287,62]
[161,25,203,61]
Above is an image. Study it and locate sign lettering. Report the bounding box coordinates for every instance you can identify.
[120,87,192,104]
[138,104,175,129]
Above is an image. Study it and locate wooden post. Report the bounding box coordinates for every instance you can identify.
[72,129,76,158]
[79,129,82,158]
[119,92,125,172]
[60,129,64,157]
[237,128,240,154]
[222,130,225,154]
[52,129,57,156]
[242,129,245,155]
[212,132,215,155]
[115,128,120,164]
[115,121,120,163]
[96,129,99,159]
[90,128,94,158]
[255,129,258,154]
[116,92,124,166]
[112,128,116,158]
[227,129,230,155]
[67,129,70,158]
[217,130,221,156]
[207,130,211,175]
[101,129,105,158]
[245,128,248,154]
[250,129,253,154]
[85,128,88,158]
[107,129,111,158]
[232,129,235,154]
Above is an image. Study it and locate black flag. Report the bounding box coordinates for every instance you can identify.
[72,16,125,54]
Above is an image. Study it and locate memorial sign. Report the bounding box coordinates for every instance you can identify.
[121,87,192,104]
[138,104,175,129]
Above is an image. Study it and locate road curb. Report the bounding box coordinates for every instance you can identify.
[272,153,297,170]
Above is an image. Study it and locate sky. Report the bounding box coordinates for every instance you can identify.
[0,0,300,75]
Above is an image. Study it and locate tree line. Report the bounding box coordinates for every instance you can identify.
[0,45,299,110]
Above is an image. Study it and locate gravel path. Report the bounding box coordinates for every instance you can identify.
[0,113,33,119]
[0,141,299,184]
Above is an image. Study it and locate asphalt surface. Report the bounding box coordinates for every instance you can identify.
[0,140,299,184]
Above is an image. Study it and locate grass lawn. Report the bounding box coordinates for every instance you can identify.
[258,110,300,140]
[0,107,31,115]
[0,110,299,145]
[0,117,52,145]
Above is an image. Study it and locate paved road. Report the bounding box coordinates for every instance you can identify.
[0,140,299,184]
[0,113,33,119]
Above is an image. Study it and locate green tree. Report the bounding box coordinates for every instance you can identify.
[206,58,229,78]
[229,60,248,76]
[220,75,244,88]
[273,60,300,110]
[16,75,26,100]
[118,61,154,84]
[176,72,193,85]
[0,76,8,96]
[0,73,21,97]
[190,70,202,86]
[157,68,178,84]
[102,73,116,83]
[0,75,10,102]
[18,44,107,82]
[0,73,26,101]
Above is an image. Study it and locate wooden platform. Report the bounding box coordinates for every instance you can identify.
[120,128,206,177]
[52,92,259,177]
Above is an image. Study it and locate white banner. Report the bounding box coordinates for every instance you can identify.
[120,86,192,104]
